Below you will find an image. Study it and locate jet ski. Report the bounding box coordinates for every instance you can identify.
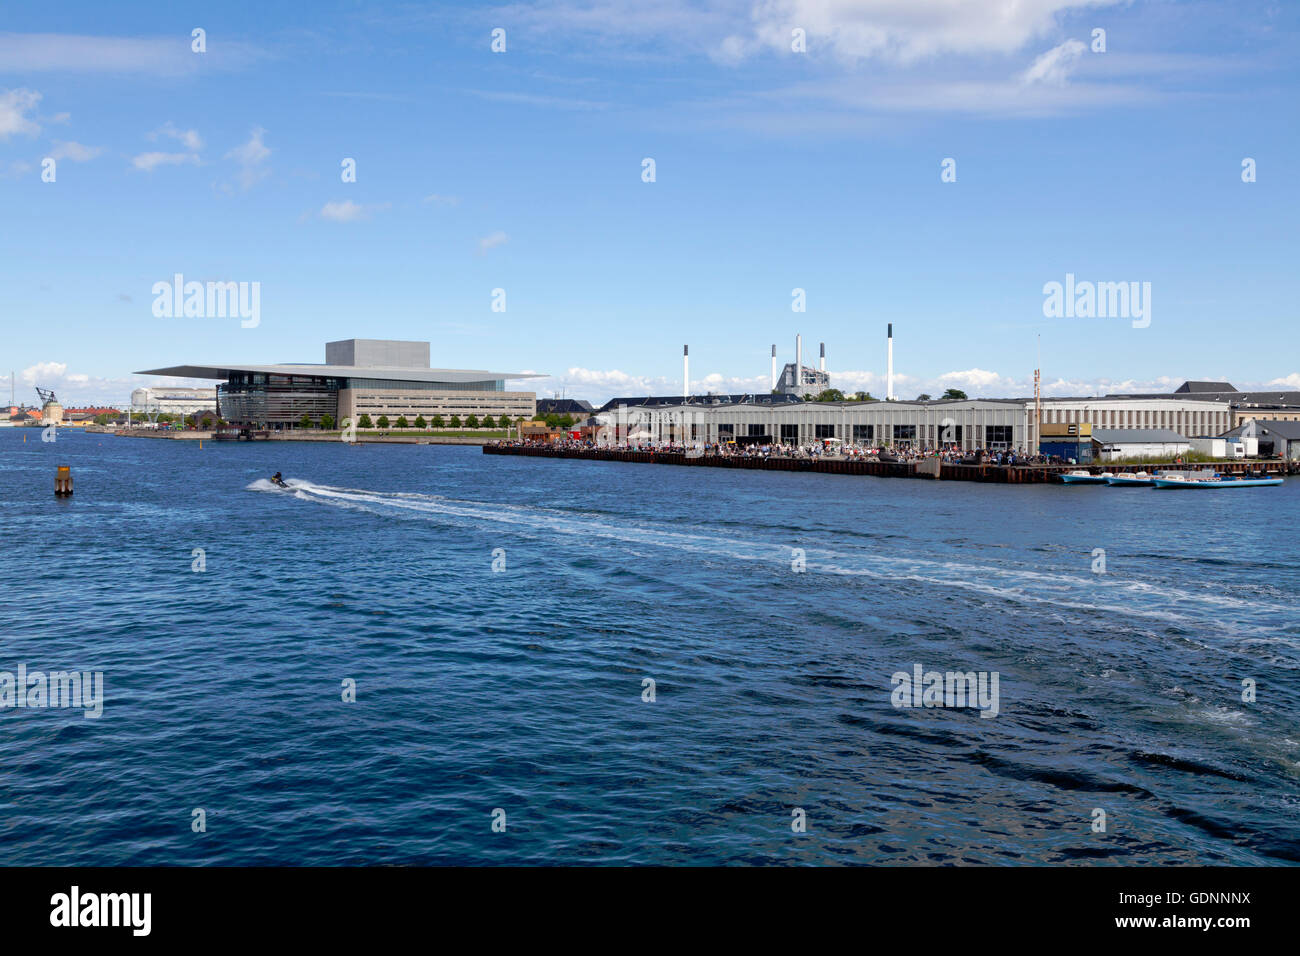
[270,472,289,489]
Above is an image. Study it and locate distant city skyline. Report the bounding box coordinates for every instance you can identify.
[2,0,1297,406]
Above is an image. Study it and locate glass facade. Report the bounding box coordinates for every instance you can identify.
[218,372,508,425]
[218,373,345,425]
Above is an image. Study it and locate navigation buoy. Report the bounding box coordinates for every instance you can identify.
[55,465,73,496]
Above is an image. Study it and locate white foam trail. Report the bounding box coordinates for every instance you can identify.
[254,480,1295,638]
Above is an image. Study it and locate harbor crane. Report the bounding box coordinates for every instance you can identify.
[35,386,58,407]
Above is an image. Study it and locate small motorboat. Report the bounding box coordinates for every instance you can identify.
[1060,470,1108,484]
[1154,474,1283,489]
[1106,471,1156,486]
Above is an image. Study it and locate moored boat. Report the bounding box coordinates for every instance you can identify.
[1107,471,1156,486]
[1153,474,1283,489]
[1060,470,1108,484]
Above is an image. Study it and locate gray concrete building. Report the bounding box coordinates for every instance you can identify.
[137,338,541,428]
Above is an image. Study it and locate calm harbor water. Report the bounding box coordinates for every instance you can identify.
[1,428,1298,865]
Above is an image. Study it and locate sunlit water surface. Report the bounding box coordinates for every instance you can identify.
[1,430,1297,864]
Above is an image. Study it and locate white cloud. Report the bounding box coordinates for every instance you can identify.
[131,151,199,172]
[0,32,260,75]
[423,193,459,205]
[743,0,1118,64]
[477,231,509,253]
[225,127,270,189]
[0,87,41,138]
[20,361,67,385]
[506,1,1122,65]
[1020,38,1087,86]
[7,364,160,407]
[49,140,102,161]
[151,121,203,151]
[1266,374,1300,389]
[319,199,389,222]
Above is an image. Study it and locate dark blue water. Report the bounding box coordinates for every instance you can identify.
[2,428,1298,865]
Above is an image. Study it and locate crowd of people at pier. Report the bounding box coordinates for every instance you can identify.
[491,436,1072,466]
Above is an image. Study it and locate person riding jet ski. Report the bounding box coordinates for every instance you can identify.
[271,472,288,488]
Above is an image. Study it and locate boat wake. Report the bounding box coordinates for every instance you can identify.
[245,479,1295,640]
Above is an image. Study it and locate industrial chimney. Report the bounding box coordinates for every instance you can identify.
[819,342,826,373]
[770,345,777,392]
[887,324,895,401]
[795,334,802,391]
[683,344,689,402]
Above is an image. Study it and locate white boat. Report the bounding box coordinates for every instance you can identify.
[1060,470,1108,484]
[1106,471,1156,486]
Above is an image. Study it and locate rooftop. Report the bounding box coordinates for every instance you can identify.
[1092,428,1188,443]
[136,338,542,384]
[136,362,543,384]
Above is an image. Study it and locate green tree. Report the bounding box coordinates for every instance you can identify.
[414,414,427,429]
[358,414,373,429]
[431,414,445,429]
[916,393,932,401]
[466,414,480,428]
[852,391,876,402]
[558,414,574,428]
[481,415,496,428]
[449,415,462,428]
[377,415,390,428]
[298,413,313,429]
[941,388,968,400]
[814,389,845,402]
[395,415,410,429]
[321,413,335,430]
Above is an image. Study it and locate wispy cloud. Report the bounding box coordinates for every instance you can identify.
[49,140,102,161]
[477,231,509,254]
[423,193,460,206]
[1020,39,1088,86]
[150,121,203,151]
[0,87,41,138]
[319,199,389,222]
[499,0,1123,65]
[466,89,610,111]
[131,151,199,172]
[225,127,271,189]
[0,32,260,75]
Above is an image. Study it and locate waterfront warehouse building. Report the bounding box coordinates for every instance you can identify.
[1091,428,1191,461]
[130,386,218,417]
[137,339,542,428]
[593,391,1232,452]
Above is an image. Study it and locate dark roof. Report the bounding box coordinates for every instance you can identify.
[534,398,593,415]
[136,363,542,383]
[1174,381,1237,394]
[1227,419,1300,441]
[1105,388,1300,407]
[1092,428,1188,444]
[596,393,803,413]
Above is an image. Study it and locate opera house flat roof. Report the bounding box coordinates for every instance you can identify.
[136,363,544,383]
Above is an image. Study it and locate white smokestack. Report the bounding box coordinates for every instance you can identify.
[770,344,777,391]
[819,341,825,372]
[887,323,894,401]
[796,334,802,391]
[683,344,689,401]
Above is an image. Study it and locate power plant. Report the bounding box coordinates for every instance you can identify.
[674,327,901,401]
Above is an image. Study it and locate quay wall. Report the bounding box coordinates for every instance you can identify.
[482,445,1295,482]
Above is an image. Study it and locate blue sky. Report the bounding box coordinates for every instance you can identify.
[1,0,1297,406]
